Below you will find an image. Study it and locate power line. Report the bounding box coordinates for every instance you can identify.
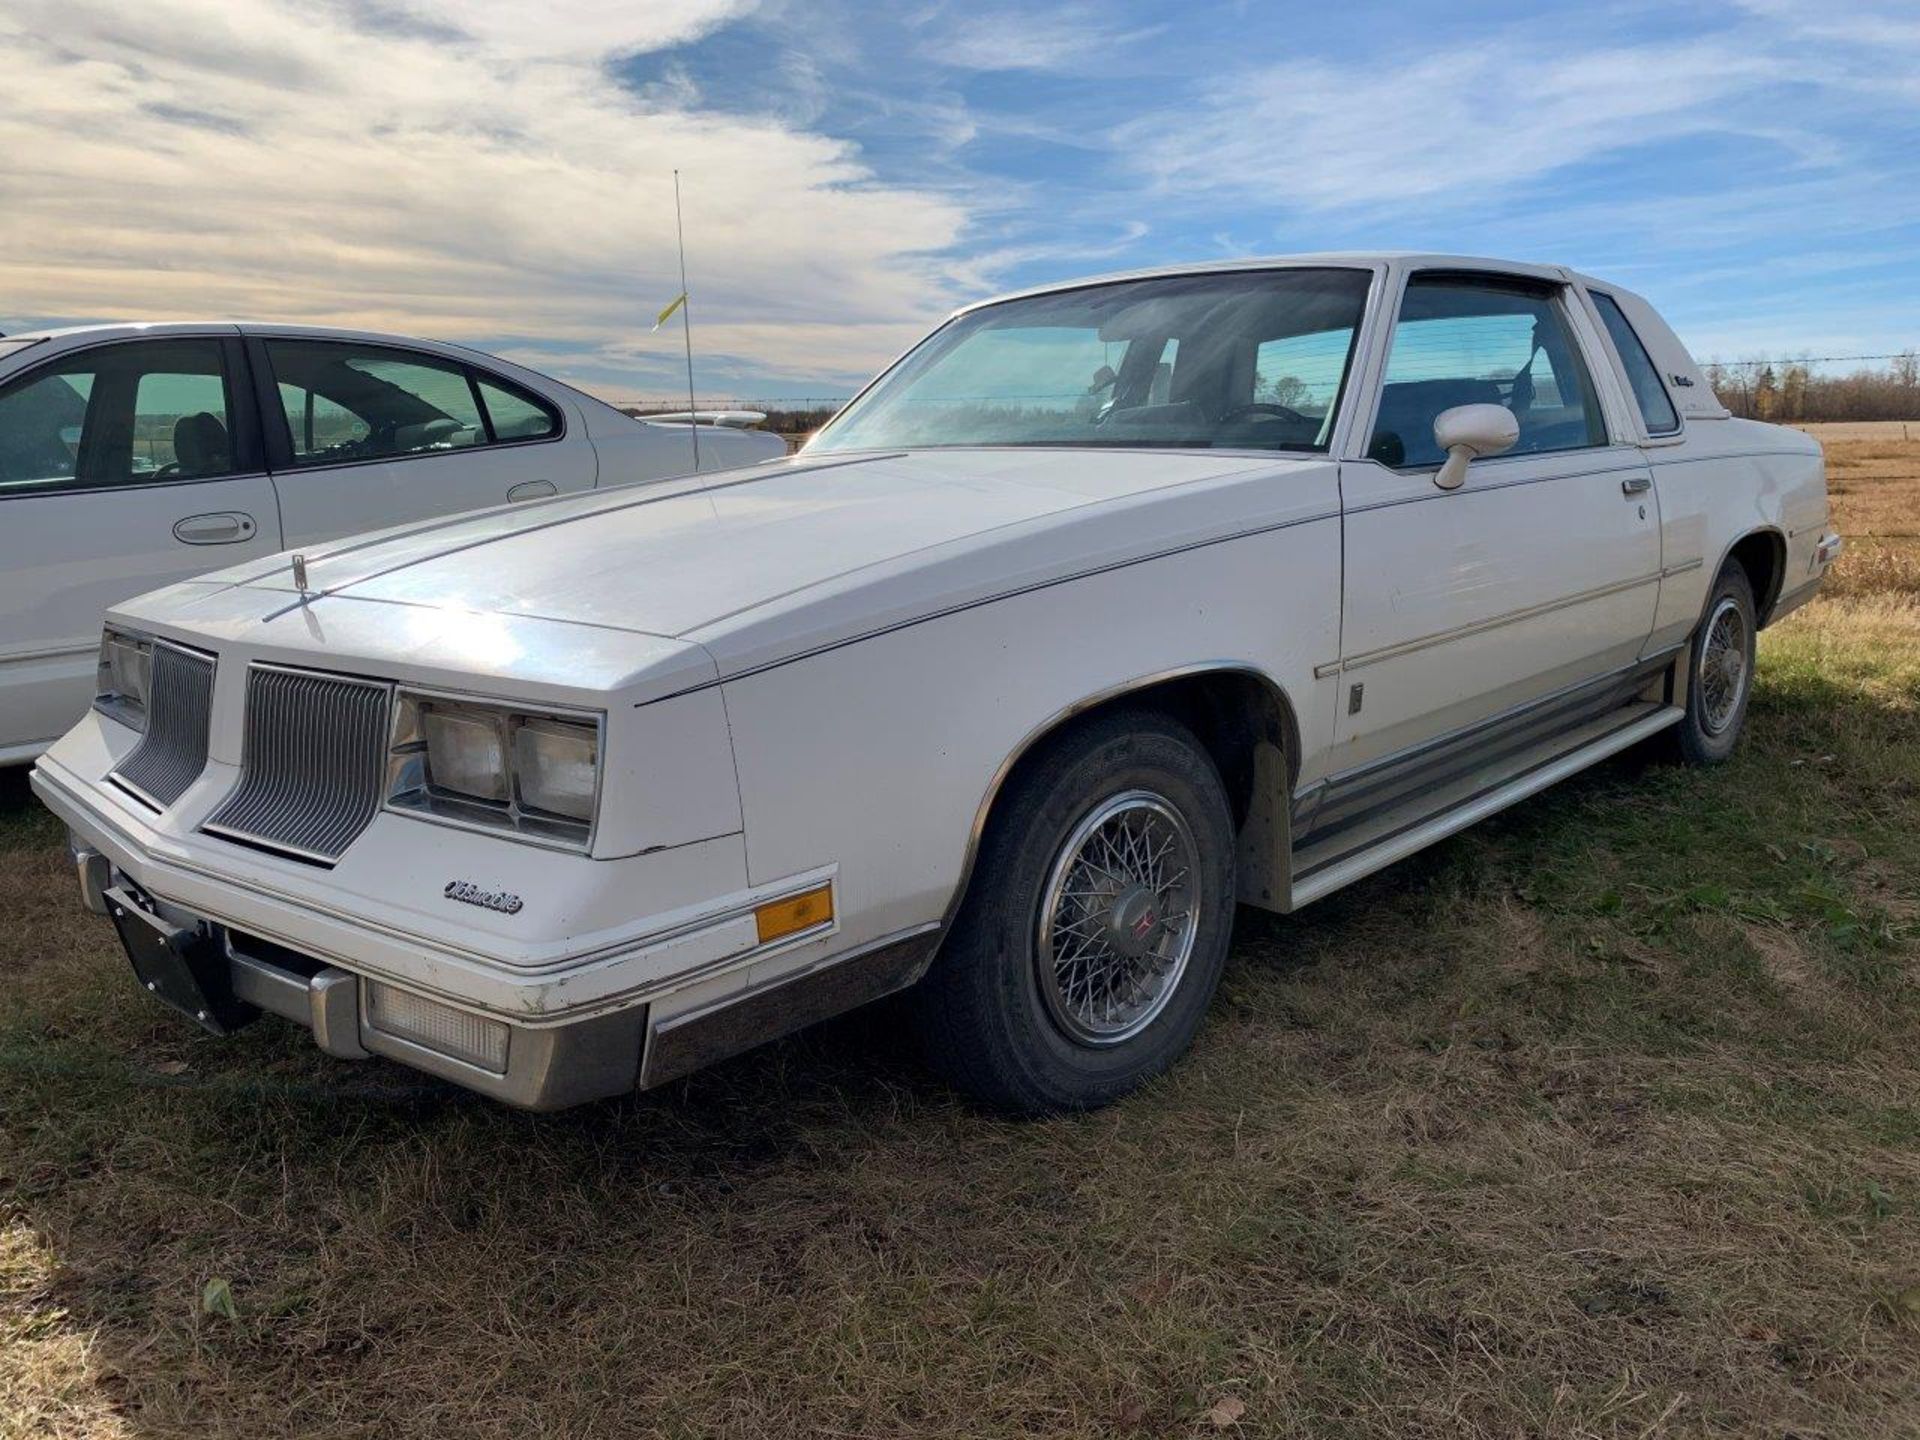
[1705,352,1916,369]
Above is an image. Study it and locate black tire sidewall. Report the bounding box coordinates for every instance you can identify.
[929,713,1236,1110]
[1678,564,1758,764]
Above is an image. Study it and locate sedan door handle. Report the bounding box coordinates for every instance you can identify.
[1621,475,1653,496]
[173,511,258,545]
[507,479,557,502]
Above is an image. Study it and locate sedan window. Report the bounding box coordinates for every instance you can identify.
[134,367,233,478]
[1368,277,1605,468]
[0,339,235,494]
[266,341,489,467]
[277,382,371,455]
[0,366,92,493]
[475,377,559,441]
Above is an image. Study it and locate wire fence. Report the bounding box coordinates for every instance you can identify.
[1705,352,1916,369]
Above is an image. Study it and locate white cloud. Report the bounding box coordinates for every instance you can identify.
[392,0,756,61]
[1732,0,1920,48]
[1118,39,1786,212]
[1729,0,1920,101]
[925,3,1163,73]
[0,0,970,386]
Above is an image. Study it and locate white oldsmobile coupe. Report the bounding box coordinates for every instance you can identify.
[34,255,1841,1113]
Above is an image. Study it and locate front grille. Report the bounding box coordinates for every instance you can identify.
[203,665,391,863]
[109,643,215,810]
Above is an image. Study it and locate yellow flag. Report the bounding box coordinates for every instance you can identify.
[653,292,687,330]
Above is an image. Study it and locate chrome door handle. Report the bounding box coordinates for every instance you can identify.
[507,479,557,502]
[173,511,258,544]
[1621,475,1652,496]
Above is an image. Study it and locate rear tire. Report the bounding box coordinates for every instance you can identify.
[908,709,1236,1115]
[1665,561,1758,766]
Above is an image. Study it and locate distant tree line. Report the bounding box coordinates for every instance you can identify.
[1706,353,1920,422]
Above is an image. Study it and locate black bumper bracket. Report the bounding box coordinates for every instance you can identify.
[106,885,258,1035]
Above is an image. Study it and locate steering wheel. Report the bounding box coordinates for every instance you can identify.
[1215,402,1311,426]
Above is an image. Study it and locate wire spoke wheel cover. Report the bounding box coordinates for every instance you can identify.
[1699,595,1750,736]
[1035,789,1201,1047]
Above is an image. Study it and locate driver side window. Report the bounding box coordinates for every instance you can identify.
[1368,277,1605,468]
[0,339,236,495]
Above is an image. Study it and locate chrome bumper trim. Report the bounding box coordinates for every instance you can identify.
[641,925,942,1088]
[68,835,111,916]
[181,910,640,1108]
[224,936,370,1060]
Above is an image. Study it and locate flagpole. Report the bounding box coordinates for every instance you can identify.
[673,168,699,471]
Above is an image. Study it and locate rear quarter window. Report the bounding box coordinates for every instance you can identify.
[475,376,560,441]
[1590,292,1680,436]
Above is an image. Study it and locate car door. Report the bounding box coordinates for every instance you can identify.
[1332,271,1660,773]
[0,334,283,758]
[250,336,596,549]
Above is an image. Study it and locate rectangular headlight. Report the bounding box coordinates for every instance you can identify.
[421,704,511,804]
[513,717,597,821]
[94,628,153,731]
[387,691,601,847]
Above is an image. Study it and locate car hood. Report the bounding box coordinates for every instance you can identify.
[133,447,1330,694]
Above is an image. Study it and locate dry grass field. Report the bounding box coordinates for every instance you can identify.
[1797,424,1920,600]
[2,436,1917,1439]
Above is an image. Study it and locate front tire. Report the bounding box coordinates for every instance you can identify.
[1667,561,1758,765]
[908,710,1236,1115]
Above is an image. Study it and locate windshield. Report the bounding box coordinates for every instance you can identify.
[811,268,1372,455]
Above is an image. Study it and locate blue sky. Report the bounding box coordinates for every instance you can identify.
[3,0,1918,400]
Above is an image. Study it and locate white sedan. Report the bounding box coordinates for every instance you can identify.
[0,323,785,761]
[34,254,1840,1113]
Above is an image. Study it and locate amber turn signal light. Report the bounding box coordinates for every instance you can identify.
[754,884,834,944]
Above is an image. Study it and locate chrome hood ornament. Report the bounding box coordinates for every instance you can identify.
[291,553,309,594]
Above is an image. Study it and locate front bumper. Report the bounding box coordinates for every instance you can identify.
[41,756,942,1109]
[91,868,648,1108]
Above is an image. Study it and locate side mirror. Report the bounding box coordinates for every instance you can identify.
[1431,404,1519,491]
